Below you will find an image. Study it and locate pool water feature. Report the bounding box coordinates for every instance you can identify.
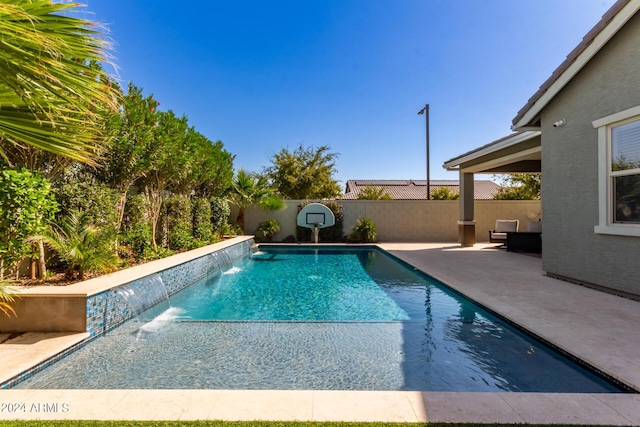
[117,273,171,322]
[13,246,625,392]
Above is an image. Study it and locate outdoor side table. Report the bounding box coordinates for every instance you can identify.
[506,232,542,253]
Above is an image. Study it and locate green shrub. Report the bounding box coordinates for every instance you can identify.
[164,194,198,251]
[220,221,242,237]
[119,194,152,261]
[169,223,199,250]
[210,197,231,235]
[0,168,59,277]
[352,217,377,243]
[430,186,460,200]
[356,185,392,200]
[122,223,152,261]
[192,197,213,243]
[256,219,280,242]
[139,246,174,261]
[53,170,119,241]
[30,211,118,280]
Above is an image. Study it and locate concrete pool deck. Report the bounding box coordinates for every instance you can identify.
[1,242,640,424]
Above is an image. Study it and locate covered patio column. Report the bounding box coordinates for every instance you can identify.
[458,171,476,247]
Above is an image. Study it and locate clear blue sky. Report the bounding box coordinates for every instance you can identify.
[83,0,616,186]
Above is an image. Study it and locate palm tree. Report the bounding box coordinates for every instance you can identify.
[29,211,117,280]
[228,170,283,232]
[0,282,15,317]
[0,1,120,164]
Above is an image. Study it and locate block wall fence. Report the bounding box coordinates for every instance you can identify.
[233,200,542,243]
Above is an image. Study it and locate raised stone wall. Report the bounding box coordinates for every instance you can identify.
[0,238,254,336]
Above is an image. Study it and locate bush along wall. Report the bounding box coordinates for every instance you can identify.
[210,196,231,236]
[163,194,198,251]
[192,197,214,243]
[296,201,344,242]
[120,193,153,261]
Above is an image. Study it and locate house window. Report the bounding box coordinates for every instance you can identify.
[611,119,640,223]
[593,105,640,237]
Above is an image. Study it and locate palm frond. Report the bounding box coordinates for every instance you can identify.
[0,282,16,317]
[0,1,120,164]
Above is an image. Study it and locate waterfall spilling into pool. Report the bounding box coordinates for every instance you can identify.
[117,273,170,321]
[116,273,185,338]
[118,274,184,339]
[210,251,233,270]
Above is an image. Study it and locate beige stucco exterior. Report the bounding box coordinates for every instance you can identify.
[0,295,87,333]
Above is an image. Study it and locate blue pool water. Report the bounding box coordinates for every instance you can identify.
[14,246,623,392]
[169,249,409,321]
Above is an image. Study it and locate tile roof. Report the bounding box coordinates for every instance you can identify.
[342,179,501,200]
[513,0,633,127]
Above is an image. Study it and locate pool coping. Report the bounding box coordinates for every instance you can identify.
[1,241,640,424]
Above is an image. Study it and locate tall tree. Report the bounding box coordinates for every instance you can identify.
[430,187,460,200]
[0,1,119,163]
[229,169,283,232]
[493,174,541,200]
[356,185,392,200]
[139,110,188,248]
[192,136,234,198]
[167,123,233,198]
[264,144,341,199]
[94,83,161,230]
[0,145,74,181]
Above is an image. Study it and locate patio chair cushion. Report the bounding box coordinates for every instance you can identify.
[489,220,519,243]
[494,220,519,233]
[490,232,508,240]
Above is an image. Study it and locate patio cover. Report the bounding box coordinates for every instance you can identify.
[442,131,541,246]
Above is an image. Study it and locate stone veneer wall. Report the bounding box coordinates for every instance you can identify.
[85,239,253,337]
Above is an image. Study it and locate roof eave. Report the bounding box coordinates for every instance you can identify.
[443,130,541,169]
[512,0,639,130]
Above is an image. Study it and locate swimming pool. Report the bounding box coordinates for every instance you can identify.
[13,246,623,392]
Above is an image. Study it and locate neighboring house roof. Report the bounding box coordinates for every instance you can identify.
[513,0,639,129]
[342,179,501,200]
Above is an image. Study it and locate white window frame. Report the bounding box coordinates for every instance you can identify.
[592,105,640,237]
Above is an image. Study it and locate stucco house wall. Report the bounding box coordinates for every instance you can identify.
[540,10,640,295]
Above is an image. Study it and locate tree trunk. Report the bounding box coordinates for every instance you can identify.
[237,209,245,234]
[30,257,36,279]
[117,191,129,230]
[29,242,38,279]
[38,239,46,279]
[115,191,128,250]
[151,221,158,249]
[144,173,165,250]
